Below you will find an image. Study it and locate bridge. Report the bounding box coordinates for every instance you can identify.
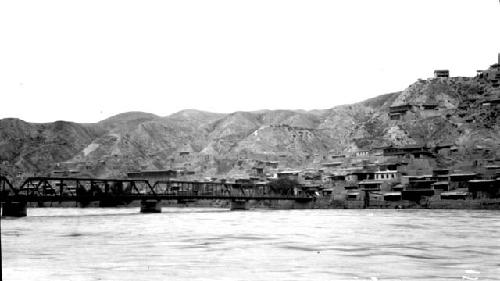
[0,176,313,216]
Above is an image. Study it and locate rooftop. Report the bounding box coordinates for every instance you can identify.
[277,170,301,174]
[450,173,477,177]
[384,192,402,196]
[358,180,384,185]
[469,179,496,183]
[433,181,449,185]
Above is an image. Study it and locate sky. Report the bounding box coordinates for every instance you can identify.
[1,0,499,123]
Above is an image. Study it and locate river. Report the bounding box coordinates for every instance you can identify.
[2,208,500,281]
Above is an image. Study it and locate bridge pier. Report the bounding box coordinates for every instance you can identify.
[293,200,313,209]
[230,199,249,211]
[2,202,28,217]
[140,200,161,213]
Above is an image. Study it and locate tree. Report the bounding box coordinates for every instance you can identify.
[269,178,300,195]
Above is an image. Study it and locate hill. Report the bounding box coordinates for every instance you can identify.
[1,65,499,179]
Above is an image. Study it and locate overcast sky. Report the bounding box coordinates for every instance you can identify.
[1,0,499,123]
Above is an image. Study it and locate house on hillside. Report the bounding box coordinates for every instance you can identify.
[477,56,500,78]
[127,169,179,181]
[449,173,478,190]
[346,170,375,182]
[418,103,440,117]
[440,191,469,200]
[389,104,413,120]
[374,170,399,181]
[434,69,449,78]
[353,150,370,157]
[468,179,500,199]
[322,162,343,168]
[328,153,346,160]
[382,145,434,159]
[253,166,265,174]
[265,161,279,169]
[401,175,436,202]
[432,181,449,192]
[276,170,301,182]
[358,180,382,191]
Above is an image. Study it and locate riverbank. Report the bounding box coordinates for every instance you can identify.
[20,198,500,210]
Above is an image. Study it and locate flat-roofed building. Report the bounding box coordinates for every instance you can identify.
[432,181,449,191]
[276,170,301,182]
[389,104,414,120]
[127,169,194,182]
[353,150,370,157]
[449,173,477,189]
[374,170,399,181]
[434,69,449,78]
[383,192,402,201]
[322,162,343,168]
[440,191,469,200]
[468,179,500,199]
[358,180,383,191]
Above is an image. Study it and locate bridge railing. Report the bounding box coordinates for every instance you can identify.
[152,180,286,197]
[1,176,313,202]
[13,177,156,198]
[1,176,16,196]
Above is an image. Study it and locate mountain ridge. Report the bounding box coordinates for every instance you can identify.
[1,66,499,179]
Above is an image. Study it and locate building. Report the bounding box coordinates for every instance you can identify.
[322,162,343,168]
[383,192,402,201]
[477,55,500,89]
[265,161,279,169]
[374,170,399,181]
[432,181,449,191]
[420,103,438,110]
[346,190,361,200]
[322,188,335,197]
[324,174,346,182]
[358,180,382,191]
[127,169,193,182]
[434,70,449,78]
[328,154,346,160]
[346,170,375,182]
[382,145,434,159]
[389,104,413,120]
[276,170,301,182]
[401,175,436,202]
[403,175,436,189]
[418,103,440,118]
[449,173,477,190]
[353,150,370,157]
[440,191,469,200]
[468,179,500,199]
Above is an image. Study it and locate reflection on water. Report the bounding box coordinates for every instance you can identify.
[2,208,500,280]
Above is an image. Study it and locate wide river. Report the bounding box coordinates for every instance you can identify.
[2,208,500,281]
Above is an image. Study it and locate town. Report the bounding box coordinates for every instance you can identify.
[1,55,499,209]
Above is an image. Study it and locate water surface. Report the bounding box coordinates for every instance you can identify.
[2,208,500,280]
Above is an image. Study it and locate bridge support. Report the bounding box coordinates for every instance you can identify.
[230,199,248,211]
[2,202,28,217]
[293,200,313,209]
[140,200,161,213]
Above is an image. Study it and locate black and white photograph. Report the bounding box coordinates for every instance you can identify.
[1,0,500,280]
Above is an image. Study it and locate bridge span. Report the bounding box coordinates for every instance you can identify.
[0,176,313,216]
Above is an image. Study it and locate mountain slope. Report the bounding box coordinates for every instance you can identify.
[1,69,499,178]
[0,119,105,175]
